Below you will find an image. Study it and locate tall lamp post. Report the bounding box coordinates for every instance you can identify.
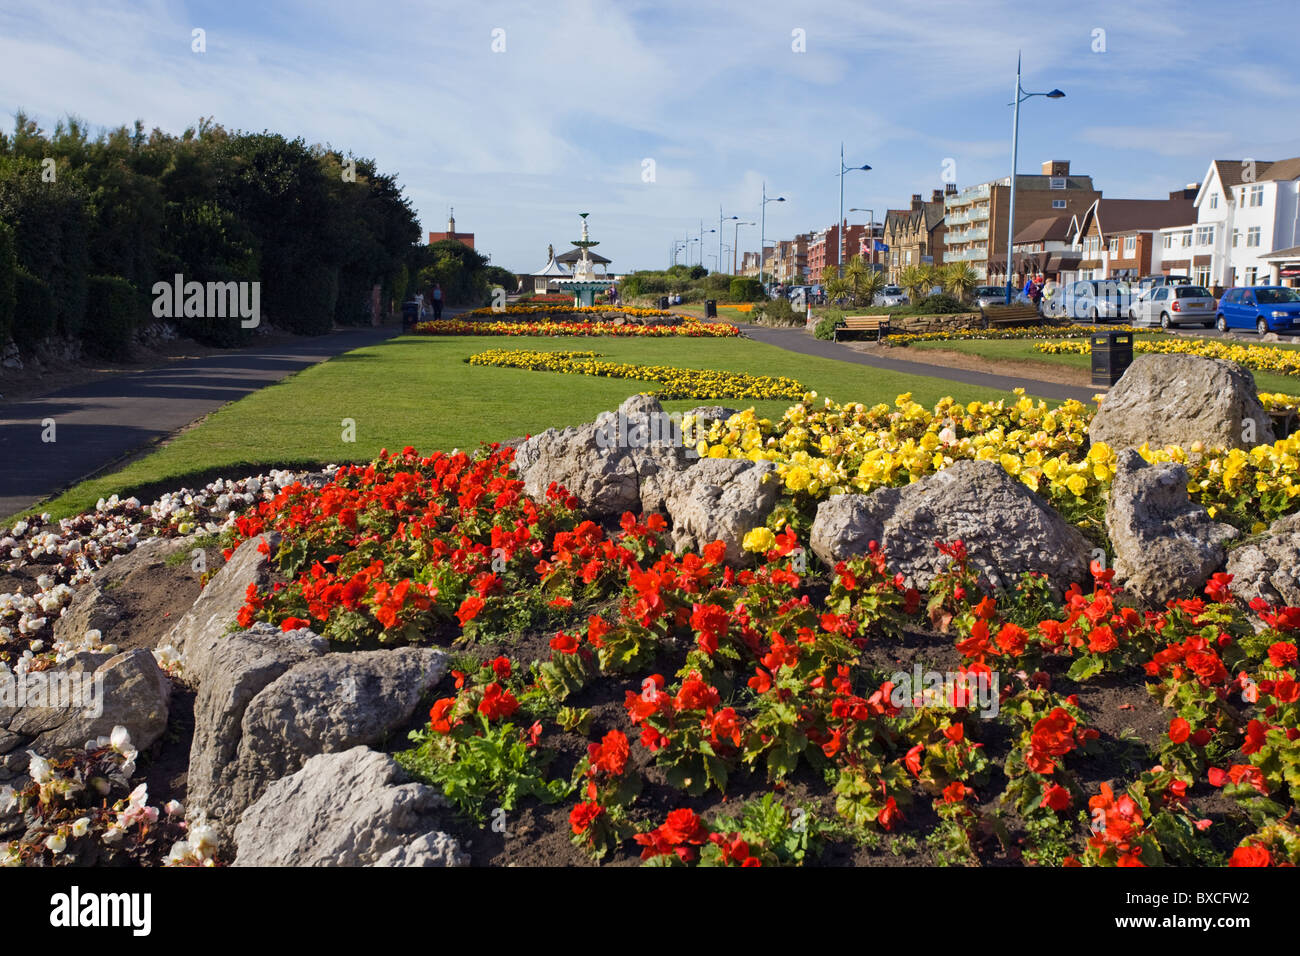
[732,220,754,275]
[849,207,876,271]
[719,207,740,274]
[1004,53,1064,303]
[838,143,871,277]
[696,223,716,267]
[760,182,786,290]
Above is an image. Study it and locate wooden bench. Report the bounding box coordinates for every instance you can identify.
[833,315,890,341]
[982,303,1040,328]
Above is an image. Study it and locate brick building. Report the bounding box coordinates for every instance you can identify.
[807,222,874,279]
[945,161,1101,283]
[1067,191,1197,282]
[428,208,475,248]
[882,187,952,281]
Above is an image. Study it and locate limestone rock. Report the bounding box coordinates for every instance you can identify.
[232,747,466,867]
[1225,511,1300,607]
[809,460,1092,594]
[1089,354,1272,452]
[1105,449,1238,605]
[660,458,780,564]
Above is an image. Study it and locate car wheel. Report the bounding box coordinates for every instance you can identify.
[1160,313,1172,330]
[1216,314,1227,333]
[1257,318,1268,336]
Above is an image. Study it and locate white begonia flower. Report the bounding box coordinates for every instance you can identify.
[110,725,133,754]
[0,785,17,814]
[164,799,184,817]
[71,817,90,838]
[27,752,53,785]
[45,832,67,853]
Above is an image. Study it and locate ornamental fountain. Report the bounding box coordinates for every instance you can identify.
[555,212,609,307]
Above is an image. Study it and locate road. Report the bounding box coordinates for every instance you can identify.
[0,325,402,520]
[736,323,1100,403]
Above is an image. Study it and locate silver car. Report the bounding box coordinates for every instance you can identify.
[973,285,1008,309]
[874,285,909,307]
[1127,284,1217,329]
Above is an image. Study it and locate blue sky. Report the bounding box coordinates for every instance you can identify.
[2,0,1299,274]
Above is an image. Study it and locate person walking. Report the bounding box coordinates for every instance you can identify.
[431,283,444,320]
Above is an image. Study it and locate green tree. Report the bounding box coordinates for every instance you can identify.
[940,262,979,302]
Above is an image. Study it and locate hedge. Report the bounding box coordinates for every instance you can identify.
[0,221,15,346]
[13,268,55,350]
[82,275,141,360]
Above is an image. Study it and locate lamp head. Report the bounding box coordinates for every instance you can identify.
[1046,89,1065,98]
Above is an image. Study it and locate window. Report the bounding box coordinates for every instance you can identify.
[1109,238,1119,256]
[1052,199,1066,209]
[1180,231,1192,248]
[1232,229,1240,247]
[1124,236,1136,255]
[1162,233,1173,249]
[1248,184,1264,207]
[1247,226,1261,247]
[1195,266,1211,286]
[1195,226,1214,246]
[1245,267,1258,285]
[1050,177,1066,189]
[1209,192,1219,209]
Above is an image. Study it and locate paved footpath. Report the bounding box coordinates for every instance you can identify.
[736,323,1099,404]
[0,325,402,520]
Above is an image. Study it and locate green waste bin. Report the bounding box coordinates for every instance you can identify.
[1091,332,1133,387]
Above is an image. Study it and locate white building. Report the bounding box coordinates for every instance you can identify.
[1167,158,1300,289]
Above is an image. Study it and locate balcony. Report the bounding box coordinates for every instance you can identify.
[968,206,990,222]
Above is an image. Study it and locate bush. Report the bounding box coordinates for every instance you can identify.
[82,275,141,359]
[282,263,338,335]
[814,313,841,340]
[12,267,55,349]
[908,293,966,315]
[0,221,15,345]
[729,277,765,302]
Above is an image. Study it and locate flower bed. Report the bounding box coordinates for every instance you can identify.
[1036,337,1300,379]
[412,319,739,337]
[465,348,807,401]
[210,446,1300,867]
[692,391,1300,537]
[455,304,674,321]
[5,409,1300,866]
[886,324,1142,345]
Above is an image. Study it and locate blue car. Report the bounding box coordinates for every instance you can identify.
[1215,285,1300,334]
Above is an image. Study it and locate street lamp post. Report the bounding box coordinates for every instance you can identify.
[696,222,717,267]
[849,208,876,271]
[732,220,754,276]
[1004,53,1065,303]
[838,143,872,277]
[760,182,786,290]
[719,207,740,274]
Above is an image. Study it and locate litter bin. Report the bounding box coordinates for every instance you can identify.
[704,299,717,318]
[402,300,420,328]
[1091,331,1133,387]
[658,296,670,311]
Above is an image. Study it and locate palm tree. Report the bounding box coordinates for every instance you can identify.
[845,256,887,307]
[941,262,979,302]
[898,265,930,302]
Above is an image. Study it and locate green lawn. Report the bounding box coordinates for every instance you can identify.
[30,332,1036,520]
[907,334,1300,395]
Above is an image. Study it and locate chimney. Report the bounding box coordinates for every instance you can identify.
[945,183,958,195]
[931,189,944,203]
[1041,160,1070,176]
[910,193,923,211]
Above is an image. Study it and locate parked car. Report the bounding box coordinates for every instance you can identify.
[1133,274,1192,295]
[1055,279,1133,322]
[1127,284,1217,329]
[973,285,1009,309]
[874,285,909,307]
[1215,285,1300,334]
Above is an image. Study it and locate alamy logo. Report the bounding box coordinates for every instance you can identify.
[151,274,260,328]
[889,664,1000,718]
[0,670,103,718]
[49,886,151,936]
[594,411,703,458]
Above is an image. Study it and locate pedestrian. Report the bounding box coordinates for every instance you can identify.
[415,290,426,318]
[1029,275,1044,311]
[431,283,443,320]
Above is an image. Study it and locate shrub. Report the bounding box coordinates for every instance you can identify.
[729,277,765,302]
[280,263,338,335]
[12,267,55,349]
[0,220,15,345]
[82,275,142,360]
[814,314,841,340]
[909,293,966,315]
